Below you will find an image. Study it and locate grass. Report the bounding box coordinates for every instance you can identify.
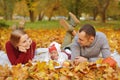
[1,20,120,30]
[78,20,120,29]
[25,20,61,29]
[3,20,62,29]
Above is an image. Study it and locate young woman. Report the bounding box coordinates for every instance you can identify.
[5,29,36,65]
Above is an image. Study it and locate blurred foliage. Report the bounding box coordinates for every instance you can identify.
[0,0,120,22]
[0,20,9,27]
[0,0,17,20]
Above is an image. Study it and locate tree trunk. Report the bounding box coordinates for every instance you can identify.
[48,10,53,21]
[75,0,80,19]
[38,12,44,21]
[3,0,15,20]
[48,17,52,21]
[98,0,110,23]
[9,11,13,20]
[93,7,98,21]
[29,10,34,22]
[101,10,106,23]
[3,0,8,20]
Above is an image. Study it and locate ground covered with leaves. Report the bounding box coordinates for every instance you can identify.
[0,60,120,80]
[0,28,120,80]
[0,28,120,53]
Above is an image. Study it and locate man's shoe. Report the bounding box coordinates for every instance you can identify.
[69,12,80,27]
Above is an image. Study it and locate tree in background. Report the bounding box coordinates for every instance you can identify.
[83,0,99,21]
[83,0,116,22]
[44,0,67,21]
[36,0,46,21]
[0,0,120,22]
[97,0,110,23]
[61,0,88,19]
[107,0,120,20]
[25,0,39,22]
[13,0,67,21]
[0,0,16,20]
[0,0,4,16]
[118,1,120,20]
[14,0,29,18]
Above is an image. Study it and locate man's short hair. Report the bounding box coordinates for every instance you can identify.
[79,24,96,37]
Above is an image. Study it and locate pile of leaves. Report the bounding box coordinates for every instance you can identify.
[0,28,120,53]
[0,28,65,51]
[0,60,120,80]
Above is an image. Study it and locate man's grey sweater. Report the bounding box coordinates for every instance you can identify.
[67,32,111,62]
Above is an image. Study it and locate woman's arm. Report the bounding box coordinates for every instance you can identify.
[5,41,26,65]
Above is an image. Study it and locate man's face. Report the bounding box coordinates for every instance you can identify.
[77,31,94,47]
[18,34,32,49]
[50,50,58,60]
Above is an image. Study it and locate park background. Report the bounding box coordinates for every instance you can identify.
[0,0,120,80]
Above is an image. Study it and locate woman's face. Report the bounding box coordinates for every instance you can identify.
[18,34,32,49]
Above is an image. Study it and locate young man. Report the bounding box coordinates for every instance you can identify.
[60,12,111,63]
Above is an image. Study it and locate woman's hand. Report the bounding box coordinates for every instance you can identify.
[18,45,27,53]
